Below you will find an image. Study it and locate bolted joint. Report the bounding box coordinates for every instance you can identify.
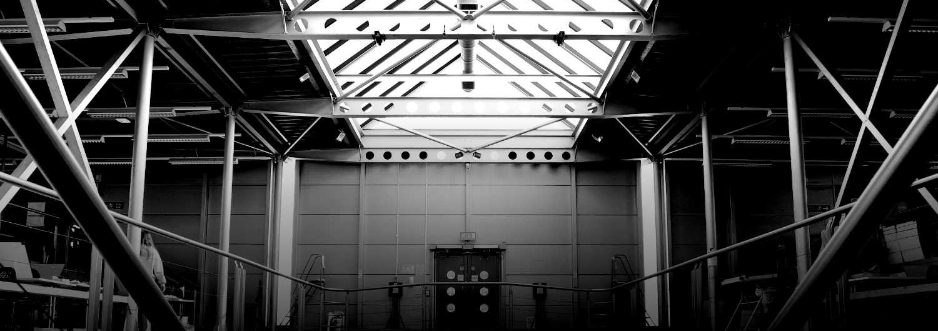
[553,31,567,46]
[372,31,386,46]
[143,24,163,38]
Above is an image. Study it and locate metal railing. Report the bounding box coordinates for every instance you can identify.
[5,32,938,330]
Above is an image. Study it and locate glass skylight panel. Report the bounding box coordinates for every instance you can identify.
[305,0,648,132]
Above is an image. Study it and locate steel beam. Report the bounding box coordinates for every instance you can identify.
[432,0,469,19]
[283,117,321,155]
[471,0,509,19]
[834,0,910,209]
[0,28,144,214]
[336,73,602,86]
[215,111,237,331]
[371,119,466,150]
[286,0,317,21]
[657,115,700,155]
[361,134,574,150]
[163,12,684,41]
[244,98,684,118]
[337,97,602,117]
[466,118,566,153]
[0,37,183,331]
[497,40,601,101]
[300,148,579,163]
[700,113,718,331]
[793,33,893,151]
[783,34,812,280]
[20,0,70,117]
[768,82,938,331]
[336,40,439,102]
[617,118,654,158]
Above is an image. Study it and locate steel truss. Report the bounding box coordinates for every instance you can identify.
[162,11,678,41]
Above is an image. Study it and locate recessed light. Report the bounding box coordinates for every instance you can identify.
[116,118,131,124]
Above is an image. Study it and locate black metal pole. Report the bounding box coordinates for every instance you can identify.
[0,41,185,331]
[768,83,938,331]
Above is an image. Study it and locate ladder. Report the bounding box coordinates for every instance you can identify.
[281,254,325,327]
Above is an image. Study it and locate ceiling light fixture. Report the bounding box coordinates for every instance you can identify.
[0,19,65,34]
[766,110,855,119]
[81,136,105,144]
[889,110,917,119]
[167,158,239,165]
[86,107,182,119]
[731,138,799,145]
[19,66,170,80]
[0,17,114,34]
[88,160,132,166]
[147,134,212,143]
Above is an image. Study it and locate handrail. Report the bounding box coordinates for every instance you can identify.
[0,168,934,294]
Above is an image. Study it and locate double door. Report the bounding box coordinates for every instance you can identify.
[435,251,500,329]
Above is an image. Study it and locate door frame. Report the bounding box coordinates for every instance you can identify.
[430,246,505,329]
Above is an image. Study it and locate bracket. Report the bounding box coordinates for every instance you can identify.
[372,31,386,46]
[553,31,567,46]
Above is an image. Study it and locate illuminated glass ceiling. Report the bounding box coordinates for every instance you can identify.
[296,0,649,136]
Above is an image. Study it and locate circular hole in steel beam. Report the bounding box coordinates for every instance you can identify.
[383,151,392,160]
[508,152,517,160]
[544,152,553,160]
[365,151,375,160]
[401,151,411,160]
[562,151,571,160]
[419,151,428,160]
[526,151,535,160]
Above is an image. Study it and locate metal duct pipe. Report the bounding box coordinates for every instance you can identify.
[458,0,478,92]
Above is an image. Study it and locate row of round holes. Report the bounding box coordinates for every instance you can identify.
[339,101,599,114]
[364,150,572,161]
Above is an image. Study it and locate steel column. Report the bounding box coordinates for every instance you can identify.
[769,83,938,331]
[263,161,278,330]
[700,113,718,331]
[120,32,155,331]
[783,34,812,280]
[216,110,237,331]
[0,37,184,331]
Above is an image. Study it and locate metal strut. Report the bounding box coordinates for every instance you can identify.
[0,40,185,331]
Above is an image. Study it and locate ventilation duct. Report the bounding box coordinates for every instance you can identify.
[457,0,478,92]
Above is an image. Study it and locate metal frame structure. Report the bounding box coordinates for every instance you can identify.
[2,1,937,331]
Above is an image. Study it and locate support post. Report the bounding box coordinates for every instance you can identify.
[638,159,661,325]
[783,33,812,280]
[700,113,718,331]
[274,158,298,325]
[122,32,156,331]
[769,83,938,331]
[216,109,237,331]
[264,161,278,330]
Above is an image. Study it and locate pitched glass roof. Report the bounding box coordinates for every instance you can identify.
[295,0,650,141]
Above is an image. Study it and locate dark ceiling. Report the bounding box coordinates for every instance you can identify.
[0,0,935,167]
